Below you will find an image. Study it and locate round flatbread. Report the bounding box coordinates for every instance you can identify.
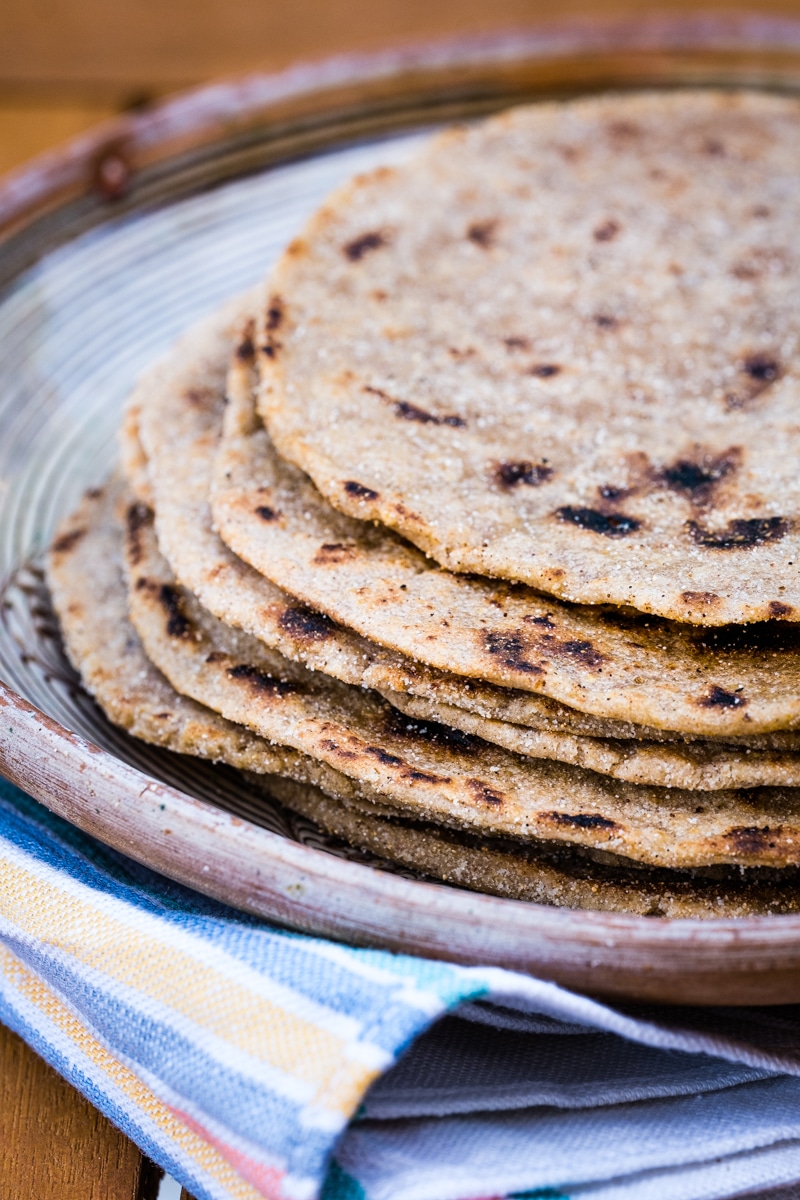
[44,475,379,805]
[216,340,800,738]
[122,489,800,871]
[45,480,800,916]
[259,90,800,625]
[132,302,659,743]
[272,777,800,918]
[135,299,754,746]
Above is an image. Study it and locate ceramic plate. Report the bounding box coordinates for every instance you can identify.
[3,16,800,1003]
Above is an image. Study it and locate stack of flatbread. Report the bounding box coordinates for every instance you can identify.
[46,89,800,918]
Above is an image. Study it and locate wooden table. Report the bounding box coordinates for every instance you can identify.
[0,1021,181,1198]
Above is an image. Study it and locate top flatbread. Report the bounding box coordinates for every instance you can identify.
[259,90,800,625]
[217,346,800,737]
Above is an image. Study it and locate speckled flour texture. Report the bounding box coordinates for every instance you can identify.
[259,90,800,625]
[119,485,800,873]
[216,341,800,738]
[128,317,800,783]
[133,306,669,745]
[44,476,383,801]
[47,482,800,917]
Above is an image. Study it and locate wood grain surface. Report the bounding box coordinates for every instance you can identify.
[2,0,800,174]
[0,1020,162,1199]
[2,0,800,94]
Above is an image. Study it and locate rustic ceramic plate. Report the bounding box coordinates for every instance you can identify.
[3,16,800,1005]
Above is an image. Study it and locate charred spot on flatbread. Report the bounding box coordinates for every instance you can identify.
[344,231,389,261]
[686,516,788,550]
[556,506,641,538]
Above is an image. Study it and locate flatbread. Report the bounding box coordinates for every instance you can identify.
[258,90,800,626]
[44,475,382,806]
[380,690,800,791]
[123,491,800,871]
[119,399,153,508]
[45,482,800,917]
[271,777,800,918]
[130,353,800,783]
[132,300,736,746]
[216,341,800,738]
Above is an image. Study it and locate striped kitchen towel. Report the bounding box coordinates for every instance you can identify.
[2,774,800,1200]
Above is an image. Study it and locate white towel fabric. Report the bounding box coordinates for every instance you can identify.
[331,994,800,1200]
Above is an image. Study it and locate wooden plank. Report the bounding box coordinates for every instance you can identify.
[0,1020,159,1200]
[0,102,121,174]
[2,0,800,91]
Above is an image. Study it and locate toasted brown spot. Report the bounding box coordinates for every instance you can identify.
[537,634,605,670]
[403,768,448,785]
[744,352,781,385]
[467,778,504,807]
[183,387,214,407]
[255,505,279,522]
[205,651,226,664]
[344,231,388,261]
[86,487,103,500]
[524,613,556,630]
[394,399,465,427]
[384,707,479,754]
[363,385,466,428]
[593,313,619,330]
[546,812,618,832]
[725,825,778,855]
[494,460,553,490]
[726,353,783,408]
[598,485,628,501]
[286,237,307,258]
[503,336,530,351]
[698,685,748,709]
[394,501,424,524]
[528,363,561,378]
[467,220,497,248]
[593,219,620,243]
[319,737,358,761]
[694,621,800,655]
[687,517,788,550]
[266,297,284,331]
[556,506,641,537]
[681,591,720,607]
[343,480,379,501]
[769,600,794,618]
[364,745,404,767]
[157,584,193,640]
[608,120,640,139]
[226,664,298,696]
[312,542,356,565]
[124,502,153,566]
[702,137,725,156]
[279,606,335,642]
[658,448,740,499]
[236,333,255,362]
[236,318,256,362]
[51,528,87,555]
[482,631,543,677]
